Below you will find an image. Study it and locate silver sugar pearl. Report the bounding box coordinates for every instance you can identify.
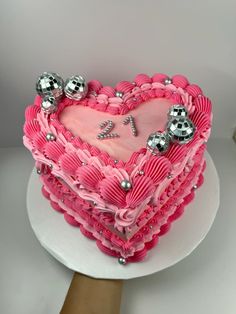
[149,225,153,229]
[168,104,188,119]
[36,168,41,175]
[139,170,145,175]
[46,133,56,141]
[164,77,172,85]
[167,117,195,144]
[114,159,119,164]
[193,184,198,190]
[36,72,64,99]
[146,131,170,155]
[115,91,124,98]
[41,95,58,114]
[167,174,173,179]
[64,75,88,100]
[120,179,132,191]
[118,257,126,265]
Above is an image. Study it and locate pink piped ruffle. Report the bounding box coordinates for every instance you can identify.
[172,74,189,88]
[134,73,152,86]
[143,156,171,184]
[194,96,212,114]
[115,81,134,93]
[99,86,116,97]
[44,141,65,162]
[88,80,103,93]
[59,152,82,175]
[23,120,40,138]
[152,73,168,83]
[126,176,154,208]
[99,177,127,207]
[186,84,203,97]
[25,105,40,121]
[77,165,103,191]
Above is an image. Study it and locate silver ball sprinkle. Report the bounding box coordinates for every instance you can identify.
[167,174,173,179]
[168,104,188,119]
[41,95,58,114]
[164,77,172,85]
[146,131,170,155]
[120,179,132,191]
[46,133,56,141]
[36,168,41,175]
[64,75,88,100]
[167,117,195,144]
[118,257,126,265]
[139,170,145,175]
[36,72,64,99]
[193,184,198,190]
[115,91,124,98]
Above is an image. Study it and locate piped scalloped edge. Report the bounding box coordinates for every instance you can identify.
[40,160,205,263]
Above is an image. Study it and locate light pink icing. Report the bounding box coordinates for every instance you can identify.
[59,98,173,162]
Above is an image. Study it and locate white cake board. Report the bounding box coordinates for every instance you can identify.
[27,152,220,279]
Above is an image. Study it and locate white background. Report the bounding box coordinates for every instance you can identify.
[0,1,236,314]
[0,0,236,147]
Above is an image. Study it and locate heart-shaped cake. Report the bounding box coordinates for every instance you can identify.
[23,72,212,264]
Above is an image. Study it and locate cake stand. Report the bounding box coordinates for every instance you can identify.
[27,152,219,279]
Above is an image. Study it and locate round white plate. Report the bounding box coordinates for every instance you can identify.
[27,152,220,279]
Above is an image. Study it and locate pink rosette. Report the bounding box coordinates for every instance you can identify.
[143,156,171,184]
[165,143,187,164]
[126,176,154,208]
[115,81,134,93]
[172,74,189,88]
[186,84,203,97]
[23,120,40,138]
[99,86,116,97]
[25,105,40,121]
[77,165,103,191]
[44,141,65,162]
[115,208,136,227]
[99,177,126,207]
[134,73,152,86]
[194,96,212,115]
[158,222,171,236]
[59,152,82,175]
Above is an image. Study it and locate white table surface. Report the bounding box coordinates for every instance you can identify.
[0,139,235,314]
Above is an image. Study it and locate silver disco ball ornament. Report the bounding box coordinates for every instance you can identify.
[168,104,188,119]
[41,95,58,114]
[167,117,195,144]
[146,131,170,155]
[36,72,64,99]
[64,75,88,100]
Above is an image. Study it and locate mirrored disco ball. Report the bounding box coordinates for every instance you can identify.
[167,117,195,144]
[168,104,188,119]
[146,131,170,155]
[36,72,64,99]
[41,95,57,114]
[64,75,88,100]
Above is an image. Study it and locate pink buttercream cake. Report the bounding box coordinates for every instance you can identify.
[23,73,212,263]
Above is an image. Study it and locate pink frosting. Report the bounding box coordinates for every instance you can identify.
[23,72,213,263]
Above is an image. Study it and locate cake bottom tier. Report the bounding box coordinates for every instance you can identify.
[39,155,206,263]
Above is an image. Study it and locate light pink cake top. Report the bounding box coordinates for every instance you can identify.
[60,98,172,162]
